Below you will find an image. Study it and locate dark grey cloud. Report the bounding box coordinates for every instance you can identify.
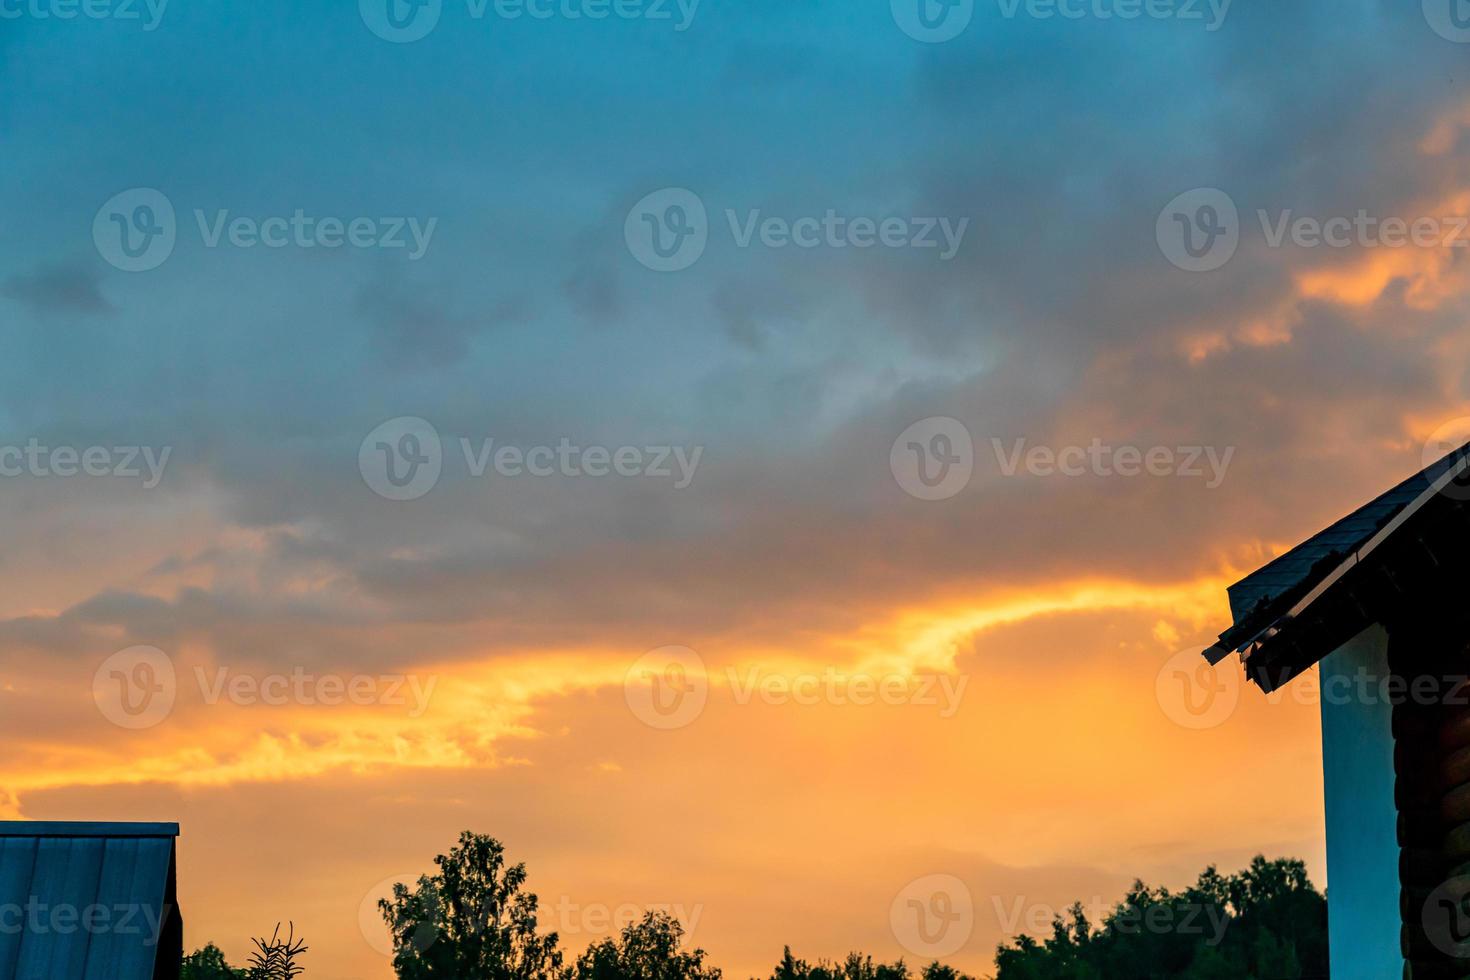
[355,269,529,370]
[2,262,114,315]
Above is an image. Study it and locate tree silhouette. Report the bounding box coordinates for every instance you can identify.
[573,910,721,980]
[246,923,308,980]
[919,962,975,980]
[992,856,1327,979]
[766,948,910,980]
[379,831,566,980]
[181,943,245,980]
[361,834,1325,980]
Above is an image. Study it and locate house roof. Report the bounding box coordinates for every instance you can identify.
[0,821,181,980]
[1205,441,1470,689]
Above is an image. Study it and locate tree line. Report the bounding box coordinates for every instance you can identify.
[180,832,1328,979]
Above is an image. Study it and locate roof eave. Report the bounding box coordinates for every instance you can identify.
[1204,451,1470,689]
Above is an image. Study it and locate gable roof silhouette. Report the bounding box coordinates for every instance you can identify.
[1206,441,1470,690]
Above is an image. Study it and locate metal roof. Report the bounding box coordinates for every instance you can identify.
[0,821,181,980]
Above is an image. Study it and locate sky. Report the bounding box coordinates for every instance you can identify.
[5,0,1470,976]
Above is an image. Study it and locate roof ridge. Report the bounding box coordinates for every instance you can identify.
[0,821,179,838]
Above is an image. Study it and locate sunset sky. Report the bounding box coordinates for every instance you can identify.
[5,1,1470,977]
